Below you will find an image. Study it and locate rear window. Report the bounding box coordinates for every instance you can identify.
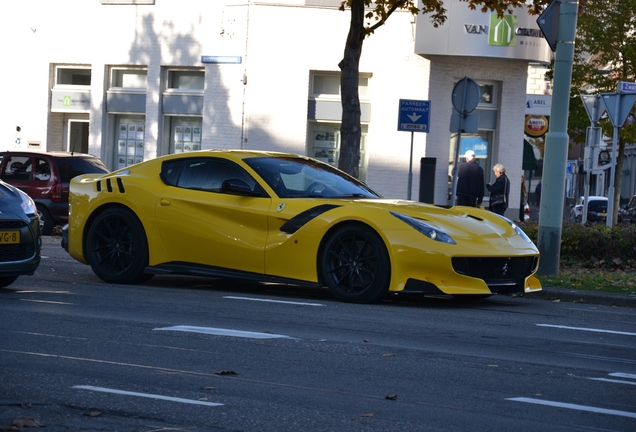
[588,200,607,212]
[56,157,109,182]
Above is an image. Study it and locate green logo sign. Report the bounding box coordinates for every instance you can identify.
[63,96,72,106]
[489,14,518,47]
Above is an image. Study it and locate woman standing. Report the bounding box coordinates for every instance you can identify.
[487,164,510,216]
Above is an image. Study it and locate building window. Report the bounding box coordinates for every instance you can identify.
[310,74,369,98]
[115,115,146,169]
[478,82,496,107]
[111,68,147,89]
[167,70,204,91]
[307,72,370,181]
[56,67,91,86]
[166,116,202,154]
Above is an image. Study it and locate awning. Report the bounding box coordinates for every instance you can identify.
[523,140,538,171]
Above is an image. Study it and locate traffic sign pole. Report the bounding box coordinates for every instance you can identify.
[580,94,604,224]
[449,77,480,206]
[397,99,431,200]
[537,0,578,276]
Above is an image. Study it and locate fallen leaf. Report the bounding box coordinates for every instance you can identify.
[202,386,215,390]
[363,339,369,343]
[11,418,45,428]
[84,411,101,417]
[215,370,238,376]
[360,413,374,417]
[382,353,395,357]
[385,394,398,400]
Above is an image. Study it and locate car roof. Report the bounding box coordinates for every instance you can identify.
[0,150,98,158]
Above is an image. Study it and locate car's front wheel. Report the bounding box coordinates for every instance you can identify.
[85,207,153,284]
[320,224,390,303]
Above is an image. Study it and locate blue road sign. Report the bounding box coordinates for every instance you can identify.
[618,81,636,94]
[398,99,431,132]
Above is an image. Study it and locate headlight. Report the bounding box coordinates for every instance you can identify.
[391,212,456,244]
[499,215,534,245]
[17,189,37,216]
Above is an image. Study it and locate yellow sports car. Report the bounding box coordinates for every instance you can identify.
[62,150,541,303]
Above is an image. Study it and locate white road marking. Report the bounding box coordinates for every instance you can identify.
[507,397,636,419]
[588,372,636,386]
[589,378,636,386]
[223,296,324,306]
[154,325,293,339]
[73,385,223,406]
[19,299,73,305]
[536,324,636,337]
[610,372,636,379]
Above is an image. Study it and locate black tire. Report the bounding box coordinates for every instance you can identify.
[320,224,390,303]
[0,276,19,288]
[37,205,54,236]
[85,207,153,284]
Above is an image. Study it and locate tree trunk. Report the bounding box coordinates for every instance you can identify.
[338,0,365,178]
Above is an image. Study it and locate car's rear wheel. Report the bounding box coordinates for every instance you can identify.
[320,224,390,303]
[0,276,19,288]
[85,207,153,284]
[37,205,54,236]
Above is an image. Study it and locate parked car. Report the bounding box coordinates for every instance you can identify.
[569,196,608,223]
[0,151,109,235]
[621,195,636,224]
[0,179,41,288]
[62,150,541,304]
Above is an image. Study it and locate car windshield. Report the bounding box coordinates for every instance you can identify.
[244,156,381,199]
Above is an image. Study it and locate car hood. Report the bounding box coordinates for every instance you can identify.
[284,198,537,254]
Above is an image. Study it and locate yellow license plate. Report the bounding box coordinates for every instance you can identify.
[0,230,20,244]
[599,212,607,217]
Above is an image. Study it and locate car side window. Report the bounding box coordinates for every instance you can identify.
[169,158,258,194]
[1,156,32,181]
[35,159,51,181]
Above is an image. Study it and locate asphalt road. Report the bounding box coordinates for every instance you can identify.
[1,236,635,431]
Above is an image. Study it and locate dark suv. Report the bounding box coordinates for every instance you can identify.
[0,151,108,235]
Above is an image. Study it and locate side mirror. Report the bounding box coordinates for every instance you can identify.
[221,178,262,197]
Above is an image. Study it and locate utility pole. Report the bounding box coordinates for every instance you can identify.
[536,0,579,276]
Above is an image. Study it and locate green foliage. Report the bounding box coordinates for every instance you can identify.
[521,222,636,269]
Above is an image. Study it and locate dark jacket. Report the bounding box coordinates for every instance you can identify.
[457,161,485,205]
[487,174,510,211]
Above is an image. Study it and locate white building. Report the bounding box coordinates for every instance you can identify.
[1,0,552,218]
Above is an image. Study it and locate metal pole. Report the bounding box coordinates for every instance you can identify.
[450,83,469,206]
[607,121,619,228]
[407,131,414,200]
[537,0,579,276]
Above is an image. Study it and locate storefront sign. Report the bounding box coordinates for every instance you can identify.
[415,0,550,63]
[524,115,549,137]
[526,94,551,116]
[51,88,91,112]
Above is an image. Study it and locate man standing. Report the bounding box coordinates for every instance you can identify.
[456,150,484,207]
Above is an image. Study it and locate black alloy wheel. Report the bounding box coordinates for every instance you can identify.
[85,207,153,284]
[320,224,390,303]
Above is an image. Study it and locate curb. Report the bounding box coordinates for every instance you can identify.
[525,287,636,308]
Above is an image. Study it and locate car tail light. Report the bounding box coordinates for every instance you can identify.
[52,183,63,203]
